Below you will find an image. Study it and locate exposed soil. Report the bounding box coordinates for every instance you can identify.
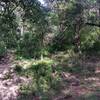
[52,55,100,100]
[0,54,100,100]
[0,53,30,100]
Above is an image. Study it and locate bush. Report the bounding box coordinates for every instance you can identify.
[16,59,53,96]
[31,60,52,77]
[14,65,23,73]
[0,41,7,57]
[17,32,42,58]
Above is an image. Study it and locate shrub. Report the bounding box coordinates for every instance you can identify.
[31,61,52,77]
[14,65,23,73]
[16,59,53,97]
[0,41,7,57]
[17,32,42,58]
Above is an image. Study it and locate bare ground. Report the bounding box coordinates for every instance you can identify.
[0,54,100,100]
[0,54,31,100]
[52,55,100,100]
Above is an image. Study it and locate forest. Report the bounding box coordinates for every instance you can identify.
[0,0,100,100]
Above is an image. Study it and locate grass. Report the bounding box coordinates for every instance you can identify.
[14,53,100,100]
[14,58,61,98]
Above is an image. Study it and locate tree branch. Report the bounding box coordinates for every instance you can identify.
[85,22,100,27]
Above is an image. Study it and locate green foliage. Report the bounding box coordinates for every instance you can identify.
[15,59,61,97]
[17,32,42,58]
[0,0,48,58]
[0,0,100,99]
[0,0,99,58]
[80,27,100,53]
[18,59,53,78]
[0,41,7,57]
[14,65,23,73]
[31,60,52,78]
[0,5,18,49]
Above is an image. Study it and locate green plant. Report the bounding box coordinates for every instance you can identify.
[17,60,53,98]
[0,41,7,57]
[31,61,52,77]
[17,32,42,58]
[14,65,23,73]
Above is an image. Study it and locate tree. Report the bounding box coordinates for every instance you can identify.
[0,0,48,58]
[44,0,100,53]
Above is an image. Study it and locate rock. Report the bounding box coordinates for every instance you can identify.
[10,64,16,68]
[61,72,71,79]
[10,73,15,78]
[3,80,11,86]
[0,74,5,79]
[13,77,21,84]
[10,68,14,73]
[3,69,9,75]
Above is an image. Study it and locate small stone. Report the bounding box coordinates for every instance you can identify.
[3,69,9,75]
[7,82,12,86]
[3,81,8,86]
[3,79,12,86]
[10,73,15,78]
[10,69,14,73]
[13,77,21,84]
[0,74,4,79]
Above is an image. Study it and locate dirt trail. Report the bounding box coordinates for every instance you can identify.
[0,64,11,73]
[0,53,30,100]
[0,62,31,100]
[0,52,13,73]
[0,60,20,100]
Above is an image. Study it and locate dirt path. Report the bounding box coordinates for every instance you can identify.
[0,64,11,74]
[0,53,30,100]
[0,62,31,100]
[0,62,20,100]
